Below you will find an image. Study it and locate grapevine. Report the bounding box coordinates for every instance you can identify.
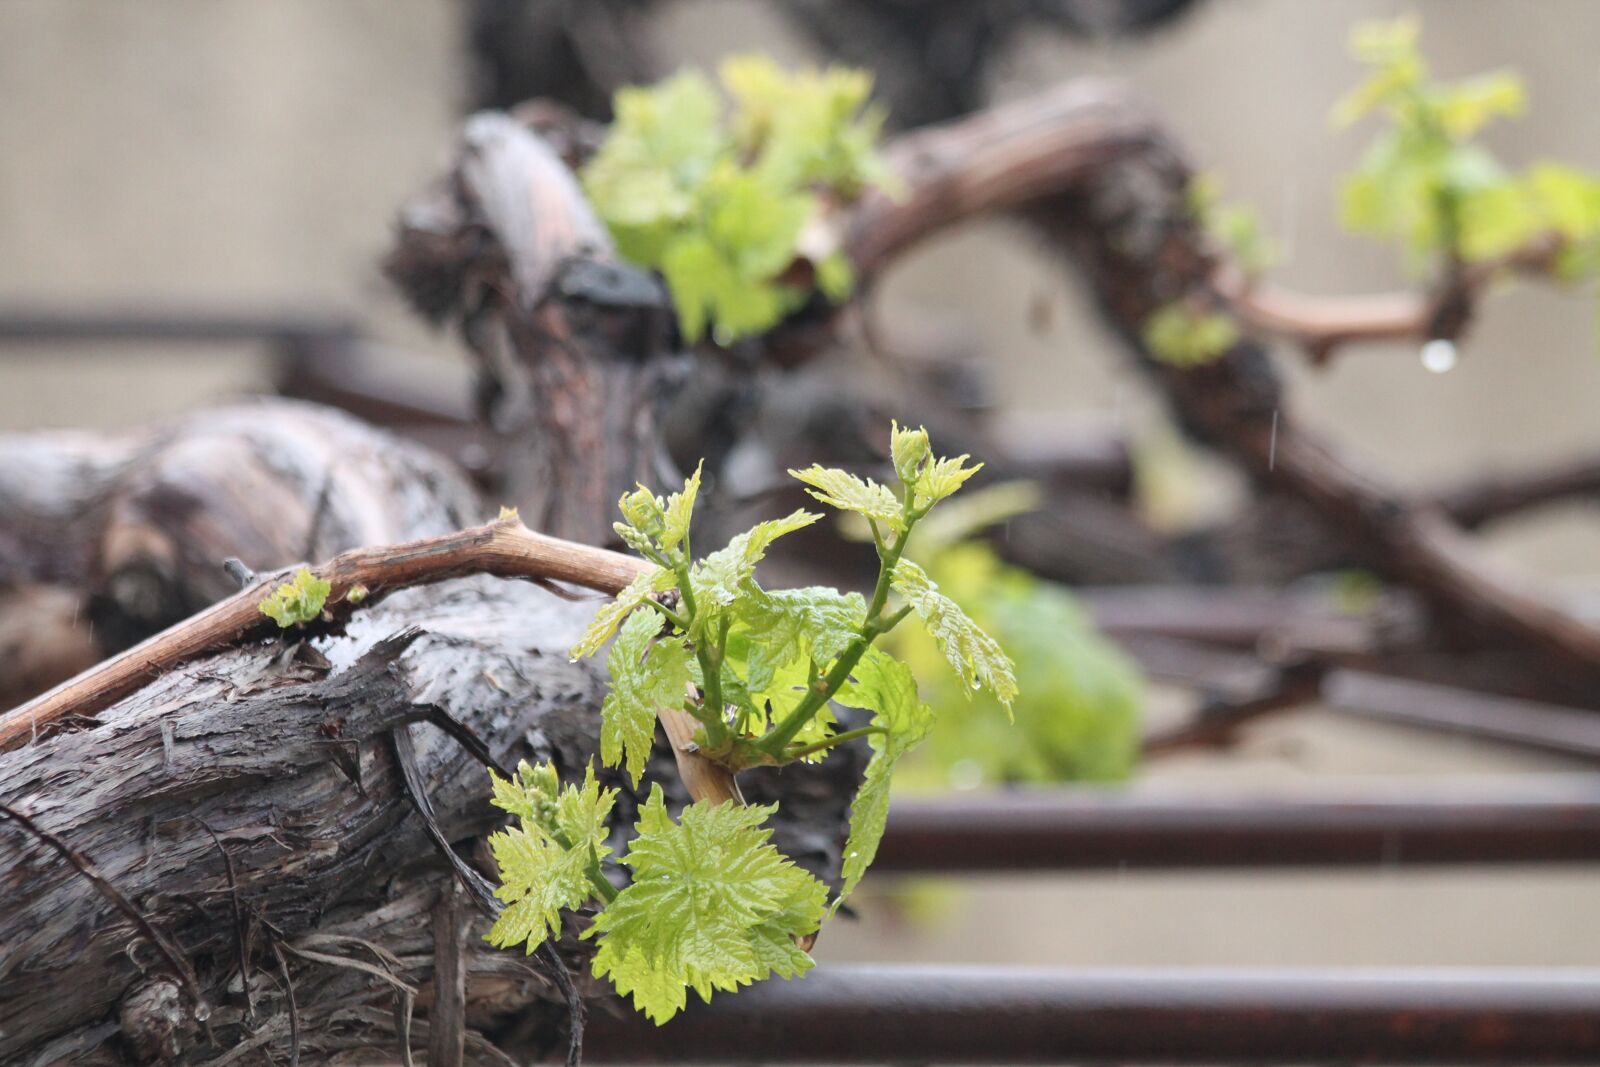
[485,424,1016,1022]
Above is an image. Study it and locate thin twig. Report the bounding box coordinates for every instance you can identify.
[389,724,501,916]
[0,517,646,751]
[270,940,301,1067]
[199,820,255,1022]
[536,941,586,1067]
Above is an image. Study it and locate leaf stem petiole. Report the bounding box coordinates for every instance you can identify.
[783,725,886,761]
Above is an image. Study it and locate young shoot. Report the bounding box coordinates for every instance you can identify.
[487,423,1016,1022]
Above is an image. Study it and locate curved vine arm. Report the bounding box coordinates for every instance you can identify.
[834,80,1600,703]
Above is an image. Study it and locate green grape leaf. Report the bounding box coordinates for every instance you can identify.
[587,787,826,1024]
[1331,18,1551,271]
[485,763,617,955]
[914,455,984,510]
[258,567,331,628]
[706,167,814,280]
[788,465,904,530]
[830,647,935,909]
[689,510,821,622]
[571,566,676,660]
[580,57,891,344]
[891,558,1017,710]
[889,542,1142,789]
[661,462,703,553]
[1141,303,1240,367]
[660,231,792,344]
[1332,16,1424,127]
[1435,70,1526,141]
[1527,163,1600,241]
[815,252,855,302]
[581,70,724,237]
[748,651,836,755]
[603,609,693,785]
[736,585,866,691]
[1458,180,1541,261]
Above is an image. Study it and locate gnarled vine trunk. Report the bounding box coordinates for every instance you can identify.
[0,115,859,1066]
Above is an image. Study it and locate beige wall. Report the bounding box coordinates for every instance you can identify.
[3,0,1597,969]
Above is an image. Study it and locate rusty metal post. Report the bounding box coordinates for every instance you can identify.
[874,779,1600,871]
[586,965,1600,1064]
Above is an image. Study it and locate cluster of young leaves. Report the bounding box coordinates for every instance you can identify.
[881,487,1143,788]
[579,56,895,345]
[1336,16,1600,275]
[485,761,824,1025]
[257,567,331,628]
[488,425,1016,1022]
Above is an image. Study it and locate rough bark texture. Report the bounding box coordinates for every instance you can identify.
[384,111,680,549]
[0,402,482,706]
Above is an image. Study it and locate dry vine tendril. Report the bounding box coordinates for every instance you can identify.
[483,424,1016,1023]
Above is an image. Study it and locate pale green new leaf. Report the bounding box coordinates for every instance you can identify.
[661,462,703,553]
[1527,162,1600,241]
[580,56,890,344]
[259,567,331,628]
[485,763,617,955]
[914,455,984,510]
[892,558,1017,710]
[690,510,821,621]
[587,788,826,1024]
[788,465,904,530]
[659,230,794,343]
[736,585,866,691]
[1435,70,1526,141]
[830,648,934,909]
[603,609,694,785]
[570,566,677,660]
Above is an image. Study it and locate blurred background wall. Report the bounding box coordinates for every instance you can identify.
[2,0,1597,967]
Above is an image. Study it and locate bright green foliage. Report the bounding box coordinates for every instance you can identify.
[737,586,865,693]
[498,424,1013,1021]
[258,567,331,628]
[689,509,822,621]
[890,558,1018,711]
[603,610,694,786]
[831,648,933,909]
[485,762,617,955]
[1142,303,1240,367]
[893,542,1142,788]
[1334,17,1600,271]
[788,464,905,531]
[571,566,678,661]
[588,787,827,1023]
[1188,173,1277,277]
[581,56,894,344]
